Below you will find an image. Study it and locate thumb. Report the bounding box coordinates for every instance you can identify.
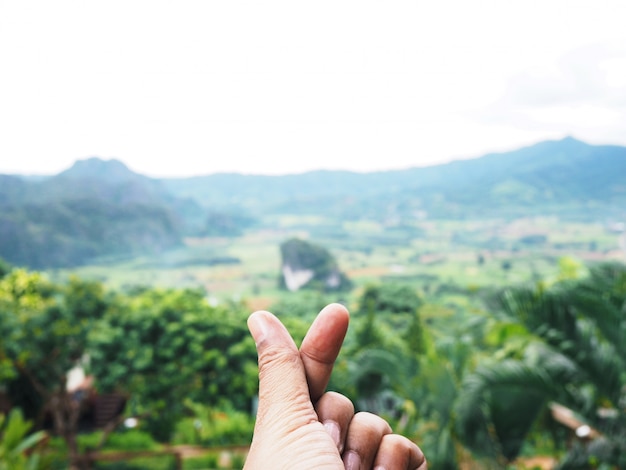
[248,311,316,430]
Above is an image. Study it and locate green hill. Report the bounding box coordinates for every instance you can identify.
[161,137,626,219]
[0,159,192,268]
[2,137,625,269]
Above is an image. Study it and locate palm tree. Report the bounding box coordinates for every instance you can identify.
[455,262,626,468]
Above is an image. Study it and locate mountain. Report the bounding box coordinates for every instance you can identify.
[0,175,29,204]
[389,137,626,218]
[161,137,626,219]
[2,137,625,269]
[32,157,178,206]
[0,159,204,268]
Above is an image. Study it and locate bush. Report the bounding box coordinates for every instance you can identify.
[182,454,219,469]
[105,430,158,451]
[182,451,247,469]
[76,429,158,452]
[0,408,47,470]
[172,402,254,447]
[94,455,177,470]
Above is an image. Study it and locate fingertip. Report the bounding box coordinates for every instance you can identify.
[320,303,350,322]
[247,310,298,352]
[313,303,350,341]
[247,311,270,345]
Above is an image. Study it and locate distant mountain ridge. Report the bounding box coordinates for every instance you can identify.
[161,137,626,218]
[1,137,625,268]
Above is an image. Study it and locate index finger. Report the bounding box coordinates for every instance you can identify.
[299,303,350,403]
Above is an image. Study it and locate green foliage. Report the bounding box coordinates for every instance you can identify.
[182,454,219,469]
[400,307,485,470]
[557,256,583,281]
[2,218,625,469]
[455,348,571,461]
[230,453,246,468]
[456,262,626,466]
[172,401,254,446]
[0,259,10,278]
[333,282,428,418]
[0,271,107,400]
[0,199,181,269]
[352,308,385,352]
[357,283,422,316]
[76,430,158,453]
[0,269,259,463]
[268,291,336,321]
[89,288,257,441]
[347,348,408,399]
[0,271,119,467]
[93,455,177,470]
[49,432,170,469]
[0,409,46,470]
[182,452,246,470]
[105,431,159,452]
[0,158,211,269]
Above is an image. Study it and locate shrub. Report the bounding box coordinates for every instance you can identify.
[172,401,254,447]
[182,454,219,469]
[0,408,47,470]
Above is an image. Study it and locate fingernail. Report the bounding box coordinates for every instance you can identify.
[247,312,268,345]
[374,466,387,470]
[323,420,341,452]
[343,450,361,470]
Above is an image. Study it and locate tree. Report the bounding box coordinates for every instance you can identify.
[357,283,422,317]
[0,271,108,469]
[333,283,425,417]
[398,303,487,470]
[455,262,626,467]
[0,259,10,278]
[0,271,259,468]
[88,288,257,441]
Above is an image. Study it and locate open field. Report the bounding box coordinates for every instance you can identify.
[50,216,626,307]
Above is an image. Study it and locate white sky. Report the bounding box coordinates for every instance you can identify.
[1,0,625,177]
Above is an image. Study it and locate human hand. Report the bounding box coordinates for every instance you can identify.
[244,303,426,470]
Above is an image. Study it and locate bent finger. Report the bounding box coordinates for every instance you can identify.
[315,391,354,454]
[373,433,427,469]
[342,412,392,470]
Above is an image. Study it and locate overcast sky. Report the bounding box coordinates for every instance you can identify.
[1,0,625,177]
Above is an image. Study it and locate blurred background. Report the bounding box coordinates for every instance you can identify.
[1,1,625,468]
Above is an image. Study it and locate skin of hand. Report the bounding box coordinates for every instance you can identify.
[243,303,426,470]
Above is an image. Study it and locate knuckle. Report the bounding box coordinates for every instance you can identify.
[352,411,393,434]
[383,433,415,451]
[325,391,354,408]
[381,434,426,467]
[257,345,300,375]
[316,391,355,417]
